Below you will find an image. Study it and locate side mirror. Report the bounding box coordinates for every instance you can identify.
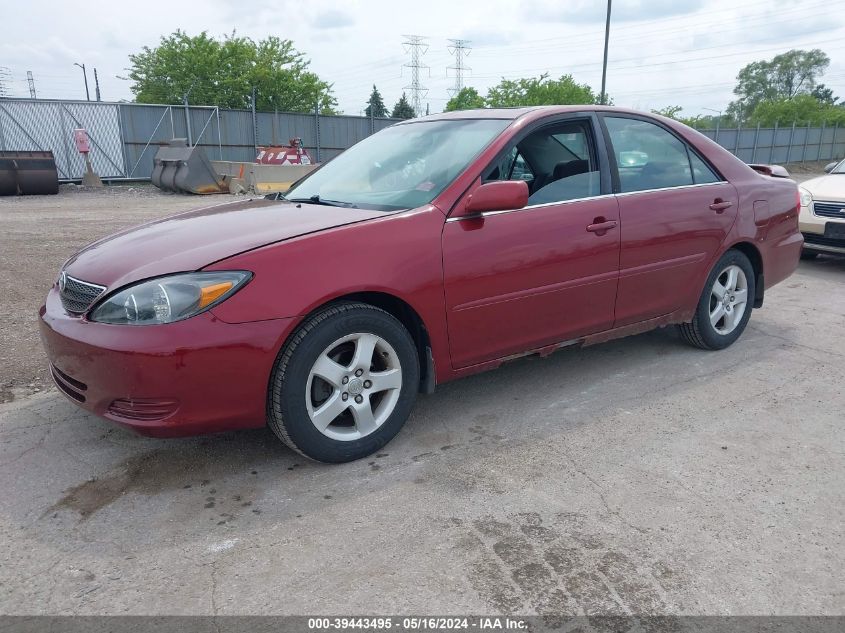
[824,161,838,173]
[464,180,529,215]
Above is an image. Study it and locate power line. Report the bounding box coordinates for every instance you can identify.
[402,34,429,117]
[447,39,471,97]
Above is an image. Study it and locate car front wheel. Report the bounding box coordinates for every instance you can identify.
[679,250,755,350]
[268,302,419,463]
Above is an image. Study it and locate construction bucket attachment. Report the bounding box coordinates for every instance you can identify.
[151,139,228,195]
[0,151,59,196]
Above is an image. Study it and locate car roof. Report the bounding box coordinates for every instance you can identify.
[400,105,656,124]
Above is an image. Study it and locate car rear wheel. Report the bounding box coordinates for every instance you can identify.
[800,249,819,260]
[268,302,419,463]
[679,250,755,350]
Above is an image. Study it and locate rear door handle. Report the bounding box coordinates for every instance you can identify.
[586,220,618,234]
[710,199,733,212]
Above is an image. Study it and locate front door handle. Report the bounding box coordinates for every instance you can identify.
[586,219,618,235]
[710,199,733,213]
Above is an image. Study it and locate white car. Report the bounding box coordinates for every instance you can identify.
[799,158,845,258]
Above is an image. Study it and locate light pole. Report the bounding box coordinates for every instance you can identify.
[703,107,722,143]
[73,63,90,101]
[600,0,612,105]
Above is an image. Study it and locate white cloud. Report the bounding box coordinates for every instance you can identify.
[1,0,842,117]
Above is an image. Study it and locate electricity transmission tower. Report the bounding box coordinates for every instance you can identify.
[447,39,471,97]
[0,66,11,98]
[27,71,37,98]
[402,35,429,117]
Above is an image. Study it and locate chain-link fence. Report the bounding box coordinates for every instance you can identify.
[0,98,400,180]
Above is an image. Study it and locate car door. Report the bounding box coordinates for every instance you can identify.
[601,115,739,327]
[442,115,621,369]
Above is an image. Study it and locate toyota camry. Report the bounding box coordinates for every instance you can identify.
[40,106,803,462]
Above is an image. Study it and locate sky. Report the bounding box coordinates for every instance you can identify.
[1,0,843,117]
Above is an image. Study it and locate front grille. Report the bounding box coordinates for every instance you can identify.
[813,201,845,219]
[59,274,106,314]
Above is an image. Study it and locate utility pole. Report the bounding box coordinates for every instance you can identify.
[26,71,37,98]
[74,62,90,101]
[600,0,612,105]
[93,68,101,101]
[402,35,429,117]
[447,39,471,97]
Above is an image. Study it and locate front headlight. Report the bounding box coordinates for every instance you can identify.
[799,187,813,208]
[89,271,252,325]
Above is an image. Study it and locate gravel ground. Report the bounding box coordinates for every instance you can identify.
[0,184,247,403]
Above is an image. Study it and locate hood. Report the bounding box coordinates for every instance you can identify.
[64,198,388,289]
[800,174,845,201]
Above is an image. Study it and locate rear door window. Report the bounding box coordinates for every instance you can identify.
[604,117,694,193]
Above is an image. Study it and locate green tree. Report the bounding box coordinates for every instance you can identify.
[651,105,684,119]
[365,84,388,118]
[392,92,415,119]
[445,87,486,111]
[748,94,845,126]
[128,30,337,113]
[811,83,839,105]
[728,49,830,123]
[485,73,601,107]
[649,106,718,129]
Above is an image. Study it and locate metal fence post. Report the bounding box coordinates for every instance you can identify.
[786,122,796,164]
[183,95,193,146]
[251,87,258,154]
[216,107,222,160]
[817,121,826,162]
[58,104,75,179]
[116,103,129,177]
[751,123,760,164]
[734,121,741,156]
[714,116,720,145]
[801,121,810,163]
[768,122,778,164]
[0,108,5,150]
[314,101,321,163]
[834,122,841,160]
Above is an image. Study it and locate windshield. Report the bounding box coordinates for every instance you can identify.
[832,159,845,174]
[285,118,511,210]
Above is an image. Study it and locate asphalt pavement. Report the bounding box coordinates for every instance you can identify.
[1,256,843,616]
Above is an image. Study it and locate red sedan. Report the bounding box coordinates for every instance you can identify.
[40,106,802,462]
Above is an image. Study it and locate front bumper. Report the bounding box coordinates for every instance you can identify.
[39,287,294,437]
[799,203,845,255]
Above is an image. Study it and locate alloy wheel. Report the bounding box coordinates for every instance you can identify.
[709,264,749,335]
[305,333,403,441]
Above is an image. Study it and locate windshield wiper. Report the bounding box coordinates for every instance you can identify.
[287,194,358,208]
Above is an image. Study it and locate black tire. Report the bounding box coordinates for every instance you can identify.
[800,249,819,260]
[679,250,756,351]
[268,302,419,463]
